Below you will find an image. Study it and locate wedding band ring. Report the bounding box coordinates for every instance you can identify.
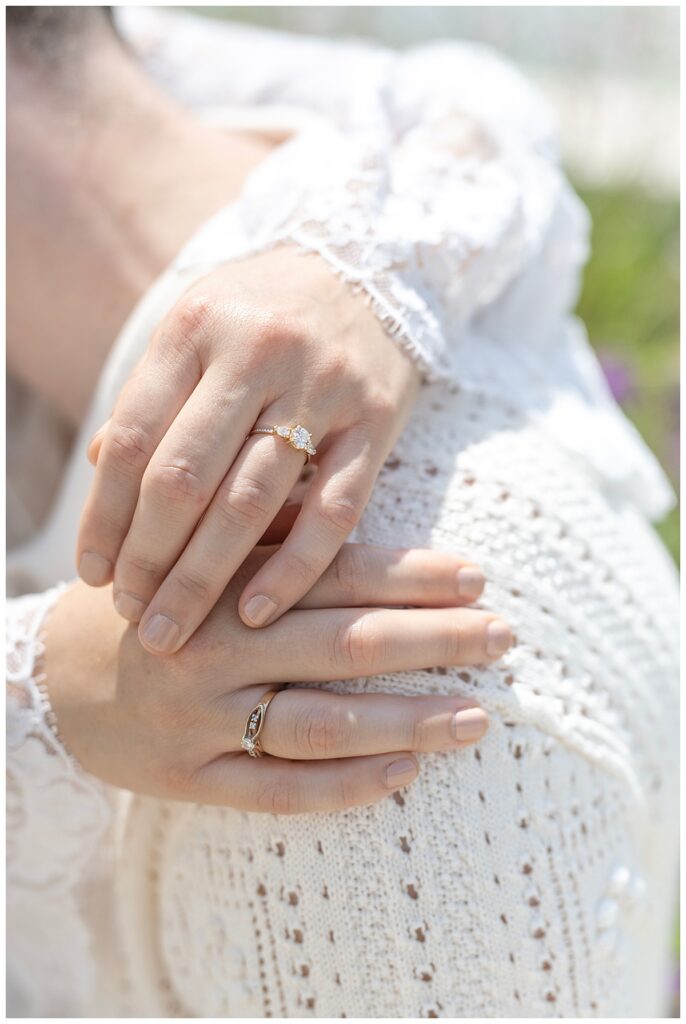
[241,689,281,757]
[248,424,317,461]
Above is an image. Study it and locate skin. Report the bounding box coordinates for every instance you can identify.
[47,542,507,813]
[7,17,277,424]
[78,245,423,656]
[9,18,514,811]
[57,24,427,656]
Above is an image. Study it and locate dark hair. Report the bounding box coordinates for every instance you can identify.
[7,6,117,65]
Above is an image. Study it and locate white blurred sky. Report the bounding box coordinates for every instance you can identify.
[193,5,679,195]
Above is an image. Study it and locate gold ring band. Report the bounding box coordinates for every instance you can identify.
[241,689,281,757]
[248,424,316,462]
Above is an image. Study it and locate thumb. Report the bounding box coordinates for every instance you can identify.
[86,418,111,466]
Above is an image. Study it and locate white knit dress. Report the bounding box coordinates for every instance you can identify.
[7,9,679,1018]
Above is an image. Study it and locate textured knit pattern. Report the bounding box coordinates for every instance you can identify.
[6,9,679,1017]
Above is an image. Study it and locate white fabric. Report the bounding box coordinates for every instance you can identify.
[7,8,679,1017]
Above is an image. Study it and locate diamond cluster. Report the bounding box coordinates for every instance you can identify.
[241,706,264,755]
[277,424,316,456]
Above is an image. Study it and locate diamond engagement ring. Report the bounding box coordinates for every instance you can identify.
[248,424,317,461]
[241,689,281,757]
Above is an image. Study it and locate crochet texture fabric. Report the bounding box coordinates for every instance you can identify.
[7,9,679,1017]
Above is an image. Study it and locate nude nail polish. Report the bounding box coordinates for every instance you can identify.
[456,566,485,599]
[452,707,489,742]
[114,591,147,622]
[486,620,513,657]
[385,758,418,789]
[244,594,278,626]
[140,614,181,653]
[78,551,113,586]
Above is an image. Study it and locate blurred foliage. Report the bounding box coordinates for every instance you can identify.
[575,185,680,1013]
[574,185,680,563]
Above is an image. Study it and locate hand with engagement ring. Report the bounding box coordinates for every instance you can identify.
[45,540,512,814]
[76,244,422,655]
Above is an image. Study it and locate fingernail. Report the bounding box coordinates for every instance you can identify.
[140,613,181,653]
[78,551,113,586]
[243,594,278,627]
[114,591,147,622]
[385,757,418,789]
[453,706,489,742]
[456,566,485,599]
[486,620,513,657]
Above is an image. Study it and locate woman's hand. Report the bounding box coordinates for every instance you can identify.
[47,544,512,814]
[76,245,421,654]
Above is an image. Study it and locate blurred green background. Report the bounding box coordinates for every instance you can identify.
[576,185,679,564]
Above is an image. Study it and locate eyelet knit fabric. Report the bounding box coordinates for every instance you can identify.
[7,9,678,1017]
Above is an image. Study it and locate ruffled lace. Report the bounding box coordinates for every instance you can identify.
[7,586,114,1016]
[166,35,674,522]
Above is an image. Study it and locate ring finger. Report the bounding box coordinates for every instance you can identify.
[222,686,489,760]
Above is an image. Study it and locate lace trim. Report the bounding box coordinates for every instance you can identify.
[7,583,114,889]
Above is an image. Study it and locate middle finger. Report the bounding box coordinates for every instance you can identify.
[230,605,514,685]
[137,432,318,654]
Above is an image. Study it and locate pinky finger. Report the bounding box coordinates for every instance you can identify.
[192,750,420,814]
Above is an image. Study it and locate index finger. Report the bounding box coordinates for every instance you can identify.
[76,341,200,586]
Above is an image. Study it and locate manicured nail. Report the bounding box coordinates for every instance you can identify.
[243,594,278,627]
[457,566,485,599]
[114,591,147,622]
[78,551,113,586]
[385,757,418,789]
[453,706,489,742]
[486,620,513,657]
[140,613,181,653]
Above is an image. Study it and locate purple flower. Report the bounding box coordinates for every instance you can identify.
[598,351,636,406]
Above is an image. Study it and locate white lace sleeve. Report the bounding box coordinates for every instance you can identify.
[165,31,579,380]
[7,586,114,1016]
[119,8,673,520]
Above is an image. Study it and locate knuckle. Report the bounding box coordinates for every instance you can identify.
[119,552,163,584]
[321,348,349,382]
[215,474,274,529]
[293,703,354,757]
[318,493,364,534]
[368,395,396,425]
[334,772,360,810]
[255,776,301,816]
[240,311,291,366]
[333,545,369,597]
[172,569,213,605]
[255,306,306,346]
[332,616,383,674]
[444,621,464,663]
[144,462,209,510]
[106,424,154,473]
[281,549,317,588]
[408,710,431,751]
[166,293,218,354]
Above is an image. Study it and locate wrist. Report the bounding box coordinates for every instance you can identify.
[43,581,124,773]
